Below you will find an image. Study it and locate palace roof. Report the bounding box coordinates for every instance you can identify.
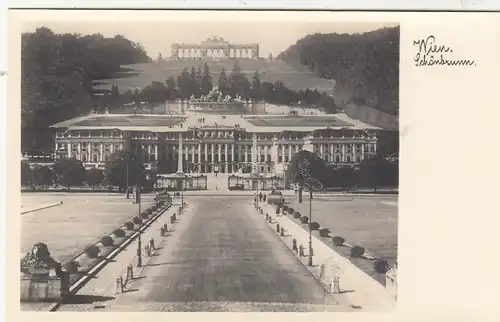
[50,112,381,133]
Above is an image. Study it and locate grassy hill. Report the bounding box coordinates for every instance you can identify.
[92,59,336,95]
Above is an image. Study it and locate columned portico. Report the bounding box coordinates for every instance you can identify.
[171,36,259,60]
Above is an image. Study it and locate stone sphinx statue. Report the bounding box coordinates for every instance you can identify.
[20,242,60,276]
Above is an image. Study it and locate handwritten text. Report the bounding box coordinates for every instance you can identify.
[413,35,475,67]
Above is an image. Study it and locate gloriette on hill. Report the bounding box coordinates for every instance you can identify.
[171,36,259,60]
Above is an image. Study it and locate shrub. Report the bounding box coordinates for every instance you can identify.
[319,228,330,237]
[332,236,345,246]
[133,216,142,225]
[146,208,153,214]
[63,261,80,274]
[309,221,320,230]
[373,259,390,273]
[294,212,301,219]
[287,207,295,214]
[350,246,365,258]
[84,244,100,258]
[140,212,149,219]
[100,235,114,247]
[283,205,289,211]
[113,228,126,237]
[124,222,134,230]
[300,216,309,224]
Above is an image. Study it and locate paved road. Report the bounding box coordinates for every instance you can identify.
[102,196,350,312]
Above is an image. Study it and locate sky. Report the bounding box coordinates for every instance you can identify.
[23,20,398,58]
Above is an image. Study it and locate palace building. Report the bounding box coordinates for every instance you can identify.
[50,109,380,177]
[171,36,259,60]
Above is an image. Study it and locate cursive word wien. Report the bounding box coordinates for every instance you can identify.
[413,35,475,67]
[296,158,324,191]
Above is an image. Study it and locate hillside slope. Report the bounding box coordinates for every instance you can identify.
[277,26,399,118]
[93,59,336,95]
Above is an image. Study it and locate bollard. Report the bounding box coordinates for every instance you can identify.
[149,238,155,250]
[171,215,174,224]
[126,264,133,281]
[116,276,124,294]
[280,227,285,236]
[160,227,165,236]
[276,223,280,233]
[299,244,305,257]
[292,239,298,254]
[331,276,340,294]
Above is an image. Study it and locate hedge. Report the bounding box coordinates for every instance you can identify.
[124,222,134,230]
[350,246,365,258]
[332,236,345,246]
[319,228,330,237]
[113,228,126,237]
[100,236,114,247]
[63,261,80,274]
[373,259,390,273]
[84,244,100,258]
[300,216,309,224]
[309,221,320,230]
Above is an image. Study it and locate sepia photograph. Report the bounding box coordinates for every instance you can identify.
[17,13,399,312]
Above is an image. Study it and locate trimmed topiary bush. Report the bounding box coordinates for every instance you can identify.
[287,207,295,214]
[63,261,80,274]
[124,222,134,230]
[309,221,320,230]
[373,259,390,273]
[319,228,330,237]
[350,245,365,258]
[283,205,289,211]
[300,216,309,224]
[113,228,126,237]
[332,236,345,246]
[100,236,114,247]
[84,244,100,259]
[133,216,142,225]
[140,212,149,219]
[294,211,301,219]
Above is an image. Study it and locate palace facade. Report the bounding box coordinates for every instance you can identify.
[50,111,379,175]
[171,36,259,60]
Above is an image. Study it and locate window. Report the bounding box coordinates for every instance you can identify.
[93,155,98,163]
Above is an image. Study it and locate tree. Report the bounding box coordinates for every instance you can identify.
[32,166,53,188]
[251,71,262,101]
[335,166,357,191]
[176,68,192,99]
[165,76,177,100]
[52,158,85,191]
[86,168,104,190]
[218,68,229,95]
[21,28,151,153]
[200,62,213,95]
[21,161,33,186]
[358,156,393,192]
[276,26,399,116]
[286,150,328,202]
[105,150,146,191]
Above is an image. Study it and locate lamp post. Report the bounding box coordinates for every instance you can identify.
[136,184,142,267]
[308,189,313,266]
[125,162,130,199]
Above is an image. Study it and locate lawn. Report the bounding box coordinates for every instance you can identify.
[21,193,156,263]
[283,194,398,285]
